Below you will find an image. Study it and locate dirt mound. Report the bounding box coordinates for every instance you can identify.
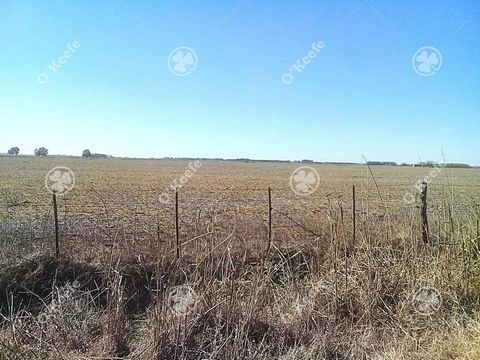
[0,256,105,317]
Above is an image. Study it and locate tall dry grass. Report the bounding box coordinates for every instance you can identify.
[0,181,479,359]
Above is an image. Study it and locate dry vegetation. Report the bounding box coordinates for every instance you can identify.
[0,157,480,359]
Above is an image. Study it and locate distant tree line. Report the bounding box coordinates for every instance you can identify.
[82,149,109,158]
[0,149,474,168]
[4,147,49,156]
[409,162,471,168]
[443,163,471,168]
[3,147,111,158]
[367,161,398,166]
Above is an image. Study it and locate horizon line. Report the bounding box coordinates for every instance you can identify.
[0,153,478,168]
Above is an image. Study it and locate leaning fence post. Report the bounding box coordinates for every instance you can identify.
[175,189,180,260]
[267,187,272,253]
[52,191,60,261]
[420,182,429,243]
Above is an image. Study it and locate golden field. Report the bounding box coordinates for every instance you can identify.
[0,156,480,359]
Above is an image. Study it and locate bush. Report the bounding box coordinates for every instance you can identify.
[34,147,48,156]
[7,147,19,155]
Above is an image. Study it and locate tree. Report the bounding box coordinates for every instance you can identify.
[7,147,20,155]
[82,149,92,157]
[34,147,48,156]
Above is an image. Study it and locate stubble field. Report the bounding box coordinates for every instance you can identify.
[0,157,480,359]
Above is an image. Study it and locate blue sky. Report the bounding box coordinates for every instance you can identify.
[0,0,479,164]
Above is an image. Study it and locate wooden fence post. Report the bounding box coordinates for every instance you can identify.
[53,191,60,261]
[420,182,429,243]
[267,187,272,253]
[175,189,180,260]
[352,184,356,248]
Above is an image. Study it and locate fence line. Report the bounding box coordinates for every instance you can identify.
[47,185,432,263]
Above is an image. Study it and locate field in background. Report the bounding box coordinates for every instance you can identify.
[2,156,479,218]
[1,157,480,359]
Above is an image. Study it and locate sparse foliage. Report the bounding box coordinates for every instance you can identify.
[34,147,48,156]
[7,147,19,155]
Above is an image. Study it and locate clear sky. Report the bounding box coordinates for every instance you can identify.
[0,0,479,164]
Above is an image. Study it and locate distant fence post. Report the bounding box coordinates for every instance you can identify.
[175,189,180,260]
[420,182,429,243]
[267,187,272,253]
[52,191,60,261]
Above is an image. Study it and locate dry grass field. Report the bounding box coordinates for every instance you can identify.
[1,156,480,359]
